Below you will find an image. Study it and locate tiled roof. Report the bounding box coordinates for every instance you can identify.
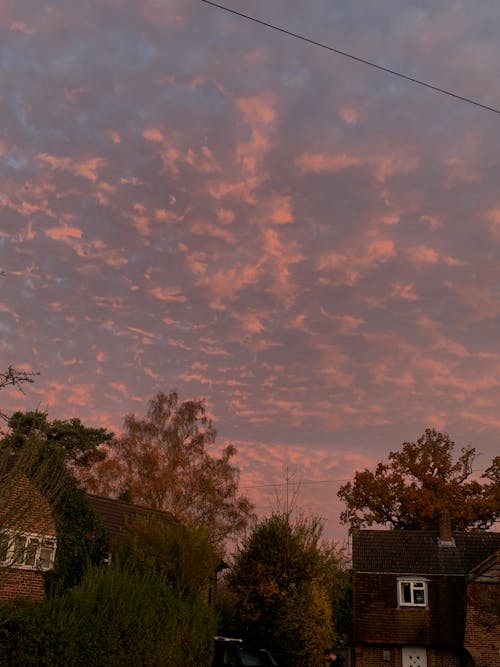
[86,493,176,540]
[468,548,500,581]
[352,529,500,576]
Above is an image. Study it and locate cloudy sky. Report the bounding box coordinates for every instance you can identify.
[2,0,500,542]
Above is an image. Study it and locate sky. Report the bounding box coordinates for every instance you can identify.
[1,0,500,544]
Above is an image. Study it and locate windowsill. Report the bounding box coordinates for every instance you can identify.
[1,563,53,572]
[398,605,429,610]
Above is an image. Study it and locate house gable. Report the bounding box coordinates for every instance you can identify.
[353,529,500,667]
[464,549,500,667]
[0,474,57,602]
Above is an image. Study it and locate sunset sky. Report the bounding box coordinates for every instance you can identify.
[2,0,500,543]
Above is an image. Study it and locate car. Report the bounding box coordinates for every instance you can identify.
[213,636,279,667]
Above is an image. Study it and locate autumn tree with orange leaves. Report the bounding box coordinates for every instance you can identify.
[82,391,255,548]
[338,428,500,531]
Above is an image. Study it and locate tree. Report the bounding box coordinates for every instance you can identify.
[115,520,220,598]
[83,391,254,547]
[222,512,347,667]
[0,367,39,422]
[4,411,113,469]
[0,367,39,392]
[338,428,500,531]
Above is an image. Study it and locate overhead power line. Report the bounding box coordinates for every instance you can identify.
[240,477,351,490]
[201,0,500,116]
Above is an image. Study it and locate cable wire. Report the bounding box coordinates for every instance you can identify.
[201,0,500,116]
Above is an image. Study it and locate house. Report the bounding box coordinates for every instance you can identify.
[0,473,57,602]
[352,519,500,667]
[0,482,175,602]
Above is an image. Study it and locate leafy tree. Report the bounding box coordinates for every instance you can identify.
[5,411,113,469]
[83,391,254,547]
[338,428,500,531]
[44,475,108,594]
[115,520,220,598]
[223,513,347,667]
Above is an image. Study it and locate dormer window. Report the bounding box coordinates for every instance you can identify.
[397,578,428,607]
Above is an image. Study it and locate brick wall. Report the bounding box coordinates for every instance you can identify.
[464,581,500,667]
[354,645,461,667]
[0,474,56,601]
[0,568,46,602]
[354,572,465,647]
[1,474,56,535]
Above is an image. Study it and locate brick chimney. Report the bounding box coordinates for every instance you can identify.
[438,510,455,546]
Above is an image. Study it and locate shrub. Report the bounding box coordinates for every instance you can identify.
[0,565,215,666]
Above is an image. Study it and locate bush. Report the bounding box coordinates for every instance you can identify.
[0,565,215,666]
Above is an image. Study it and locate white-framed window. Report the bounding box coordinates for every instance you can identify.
[397,578,428,607]
[0,531,57,571]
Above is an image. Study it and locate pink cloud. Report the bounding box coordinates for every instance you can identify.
[233,311,266,334]
[198,263,261,308]
[372,152,418,183]
[296,152,361,173]
[216,208,235,224]
[9,22,35,34]
[236,95,276,127]
[391,282,418,300]
[45,226,82,241]
[338,104,361,125]
[143,127,165,142]
[432,337,470,358]
[319,239,395,285]
[167,337,192,351]
[269,194,294,225]
[179,372,212,385]
[208,177,261,204]
[198,338,229,356]
[178,245,208,275]
[190,221,236,244]
[334,314,365,334]
[143,366,162,381]
[406,245,463,266]
[38,153,108,182]
[161,144,219,176]
[149,286,186,302]
[296,149,417,183]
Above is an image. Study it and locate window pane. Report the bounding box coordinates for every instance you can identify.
[413,587,425,604]
[402,582,412,603]
[13,535,26,564]
[239,648,262,666]
[0,534,9,562]
[24,538,39,567]
[38,546,53,570]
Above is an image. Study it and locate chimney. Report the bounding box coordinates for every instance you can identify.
[438,510,455,546]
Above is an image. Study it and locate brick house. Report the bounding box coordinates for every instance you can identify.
[352,522,500,667]
[464,549,500,667]
[0,474,57,602]
[0,484,175,602]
